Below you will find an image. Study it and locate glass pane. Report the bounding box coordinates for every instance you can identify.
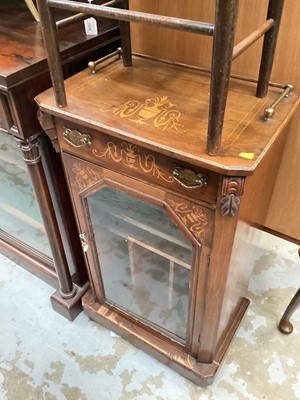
[87,187,193,341]
[0,134,52,258]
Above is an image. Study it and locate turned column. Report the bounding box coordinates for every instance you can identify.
[16,136,77,299]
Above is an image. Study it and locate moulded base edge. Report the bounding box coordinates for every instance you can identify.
[82,289,250,387]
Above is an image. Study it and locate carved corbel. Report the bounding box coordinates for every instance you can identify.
[220,176,245,216]
[37,110,60,152]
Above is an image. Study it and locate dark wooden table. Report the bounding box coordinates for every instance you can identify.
[0,0,120,319]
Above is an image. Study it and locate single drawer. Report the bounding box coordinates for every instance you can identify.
[56,119,219,205]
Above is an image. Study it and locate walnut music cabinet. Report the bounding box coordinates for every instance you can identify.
[0,0,120,319]
[35,0,299,386]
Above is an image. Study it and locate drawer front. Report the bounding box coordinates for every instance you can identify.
[0,92,13,132]
[56,120,219,204]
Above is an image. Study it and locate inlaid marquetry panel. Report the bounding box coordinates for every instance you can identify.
[166,193,214,247]
[56,119,219,205]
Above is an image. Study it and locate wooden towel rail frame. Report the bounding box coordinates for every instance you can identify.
[36,0,285,155]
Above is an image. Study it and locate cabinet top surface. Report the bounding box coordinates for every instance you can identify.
[36,55,299,175]
[0,0,118,87]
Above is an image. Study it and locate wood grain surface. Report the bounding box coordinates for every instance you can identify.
[129,0,300,239]
[36,55,299,176]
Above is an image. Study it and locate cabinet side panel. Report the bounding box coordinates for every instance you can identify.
[215,122,291,350]
[265,110,300,241]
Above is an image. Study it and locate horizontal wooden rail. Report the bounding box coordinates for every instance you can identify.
[56,12,87,28]
[56,0,121,28]
[102,0,121,6]
[48,0,215,35]
[232,19,274,60]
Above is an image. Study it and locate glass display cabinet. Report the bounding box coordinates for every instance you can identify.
[0,134,52,258]
[0,0,120,319]
[35,0,299,386]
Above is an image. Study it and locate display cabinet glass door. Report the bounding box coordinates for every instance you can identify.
[85,186,194,343]
[0,134,52,258]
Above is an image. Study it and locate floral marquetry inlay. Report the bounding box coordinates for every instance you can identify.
[71,162,103,191]
[167,199,208,241]
[112,96,185,133]
[93,141,174,183]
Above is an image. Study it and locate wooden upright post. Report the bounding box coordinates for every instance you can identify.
[119,0,132,67]
[206,0,239,156]
[256,0,285,98]
[36,0,67,107]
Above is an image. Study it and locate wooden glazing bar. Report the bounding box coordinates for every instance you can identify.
[118,0,132,67]
[206,0,239,156]
[36,0,67,107]
[256,0,285,98]
[232,19,274,60]
[48,0,215,35]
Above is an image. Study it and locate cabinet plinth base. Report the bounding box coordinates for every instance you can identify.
[51,282,90,321]
[82,289,249,386]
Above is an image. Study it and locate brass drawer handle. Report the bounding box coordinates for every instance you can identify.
[264,84,293,120]
[172,165,208,188]
[63,128,91,147]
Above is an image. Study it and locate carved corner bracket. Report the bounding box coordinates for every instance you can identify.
[220,176,245,217]
[37,110,60,152]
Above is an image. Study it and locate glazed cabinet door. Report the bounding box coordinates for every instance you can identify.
[62,153,213,353]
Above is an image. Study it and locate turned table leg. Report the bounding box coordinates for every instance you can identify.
[278,248,300,334]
